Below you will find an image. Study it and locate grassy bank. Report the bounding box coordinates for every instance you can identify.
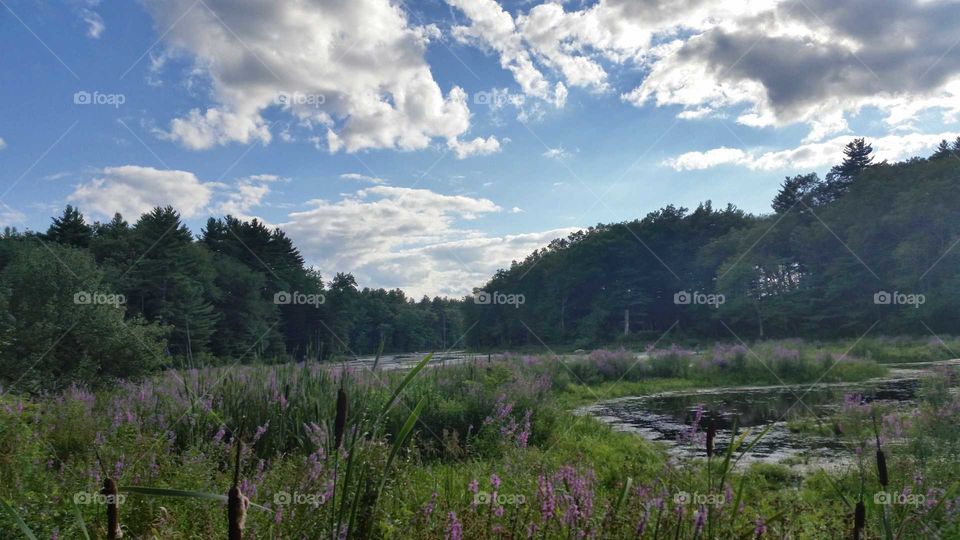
[0,339,957,538]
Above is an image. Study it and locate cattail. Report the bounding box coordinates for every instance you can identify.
[228,439,246,540]
[334,383,348,449]
[228,486,247,540]
[872,411,888,486]
[876,449,888,487]
[852,500,865,540]
[102,477,122,539]
[706,420,717,458]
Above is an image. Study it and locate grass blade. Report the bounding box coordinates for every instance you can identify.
[72,501,91,540]
[0,499,38,540]
[379,354,432,418]
[377,396,425,497]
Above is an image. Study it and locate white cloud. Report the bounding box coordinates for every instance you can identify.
[0,137,6,150]
[73,1,104,39]
[69,165,214,219]
[0,203,25,228]
[276,185,575,296]
[542,146,569,159]
[145,0,493,154]
[447,135,502,159]
[447,0,960,135]
[340,173,387,184]
[212,175,282,219]
[664,132,960,171]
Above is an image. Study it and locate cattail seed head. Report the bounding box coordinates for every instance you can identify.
[228,486,248,540]
[876,449,888,487]
[853,500,865,540]
[334,385,348,449]
[102,477,122,539]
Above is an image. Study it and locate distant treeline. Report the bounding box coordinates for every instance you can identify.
[0,210,462,389]
[463,138,960,348]
[2,138,959,389]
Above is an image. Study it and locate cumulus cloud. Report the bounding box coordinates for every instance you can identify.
[447,0,960,138]
[630,0,960,137]
[340,173,387,185]
[69,165,214,219]
[447,135,502,159]
[277,185,575,296]
[212,174,282,219]
[144,0,494,154]
[664,132,960,171]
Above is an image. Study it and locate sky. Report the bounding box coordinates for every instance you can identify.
[2,0,960,298]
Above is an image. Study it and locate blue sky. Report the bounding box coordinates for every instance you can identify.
[2,0,959,296]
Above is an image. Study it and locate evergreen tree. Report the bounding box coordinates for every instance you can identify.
[772,173,821,213]
[931,140,952,160]
[820,138,874,202]
[46,205,93,248]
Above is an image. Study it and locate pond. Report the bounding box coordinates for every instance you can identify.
[579,361,959,469]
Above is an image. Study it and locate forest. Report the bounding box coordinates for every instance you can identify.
[465,138,960,347]
[2,138,959,389]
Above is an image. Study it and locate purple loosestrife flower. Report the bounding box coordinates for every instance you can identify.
[754,517,766,538]
[490,473,501,490]
[445,512,463,540]
[694,506,707,537]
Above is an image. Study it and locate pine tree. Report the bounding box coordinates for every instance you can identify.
[772,173,821,213]
[930,140,952,160]
[46,205,93,248]
[820,138,875,202]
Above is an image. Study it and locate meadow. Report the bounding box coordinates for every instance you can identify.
[1,337,958,539]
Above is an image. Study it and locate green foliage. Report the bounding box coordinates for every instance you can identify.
[0,241,166,390]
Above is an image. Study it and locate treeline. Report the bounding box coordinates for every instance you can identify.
[464,138,960,347]
[0,209,462,389]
